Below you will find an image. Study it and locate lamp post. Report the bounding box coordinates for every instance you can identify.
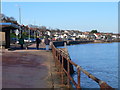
[19,6,21,24]
[34,30,36,39]
[19,6,22,38]
[16,5,22,38]
[29,29,30,41]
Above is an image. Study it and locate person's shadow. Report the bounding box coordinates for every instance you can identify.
[9,42,46,51]
[27,47,46,50]
[8,46,46,51]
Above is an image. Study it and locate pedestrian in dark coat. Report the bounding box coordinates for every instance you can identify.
[44,38,50,50]
[19,37,24,49]
[36,36,41,50]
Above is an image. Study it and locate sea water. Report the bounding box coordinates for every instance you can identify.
[61,42,118,88]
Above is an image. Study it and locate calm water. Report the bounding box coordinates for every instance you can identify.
[60,42,118,88]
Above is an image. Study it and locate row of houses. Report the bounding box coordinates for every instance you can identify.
[0,14,120,48]
[44,30,120,41]
[1,21,120,47]
[1,13,119,41]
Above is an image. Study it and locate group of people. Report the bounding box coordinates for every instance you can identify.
[19,36,51,50]
[36,36,50,50]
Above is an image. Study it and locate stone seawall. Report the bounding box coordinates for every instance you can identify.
[53,40,120,47]
[57,48,74,75]
[53,40,94,47]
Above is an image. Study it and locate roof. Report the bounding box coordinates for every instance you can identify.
[0,23,19,29]
[95,33,102,35]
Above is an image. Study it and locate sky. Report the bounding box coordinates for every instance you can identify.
[1,2,118,33]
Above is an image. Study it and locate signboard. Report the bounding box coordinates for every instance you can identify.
[15,29,19,36]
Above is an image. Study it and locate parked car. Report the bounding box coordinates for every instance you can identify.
[10,38,19,44]
[24,38,36,43]
[24,39,29,42]
[30,38,36,42]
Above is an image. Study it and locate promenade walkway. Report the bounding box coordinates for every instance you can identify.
[2,43,62,88]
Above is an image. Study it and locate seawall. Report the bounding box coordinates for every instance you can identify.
[53,40,94,47]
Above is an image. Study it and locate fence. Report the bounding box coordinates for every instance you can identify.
[51,42,114,89]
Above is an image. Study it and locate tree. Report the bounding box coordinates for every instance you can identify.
[39,26,46,31]
[22,32,28,39]
[91,30,98,33]
[9,17,16,21]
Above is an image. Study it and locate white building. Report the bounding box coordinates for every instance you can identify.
[46,31,51,36]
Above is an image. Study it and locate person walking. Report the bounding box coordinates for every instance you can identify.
[19,36,24,49]
[44,38,50,50]
[36,36,41,50]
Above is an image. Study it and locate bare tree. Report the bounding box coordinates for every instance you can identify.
[39,26,46,31]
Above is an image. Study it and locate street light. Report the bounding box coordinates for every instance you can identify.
[29,28,30,41]
[16,5,21,24]
[16,5,22,38]
[19,6,21,24]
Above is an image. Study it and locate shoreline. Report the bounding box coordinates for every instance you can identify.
[53,40,120,47]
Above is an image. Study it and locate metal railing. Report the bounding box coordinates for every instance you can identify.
[51,43,114,89]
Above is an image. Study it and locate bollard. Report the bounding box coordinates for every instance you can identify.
[64,42,67,47]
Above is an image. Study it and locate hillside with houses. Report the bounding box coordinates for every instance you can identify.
[1,14,120,46]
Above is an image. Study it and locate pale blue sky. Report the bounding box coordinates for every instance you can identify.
[2,2,118,33]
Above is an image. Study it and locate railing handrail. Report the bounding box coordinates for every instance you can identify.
[51,42,114,89]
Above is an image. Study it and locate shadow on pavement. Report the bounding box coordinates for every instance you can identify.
[27,47,46,50]
[8,47,46,51]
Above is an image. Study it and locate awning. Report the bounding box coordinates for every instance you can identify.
[0,23,20,29]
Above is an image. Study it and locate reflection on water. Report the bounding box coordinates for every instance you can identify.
[63,42,118,88]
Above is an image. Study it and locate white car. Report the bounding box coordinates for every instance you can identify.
[24,39,32,42]
[16,41,19,44]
